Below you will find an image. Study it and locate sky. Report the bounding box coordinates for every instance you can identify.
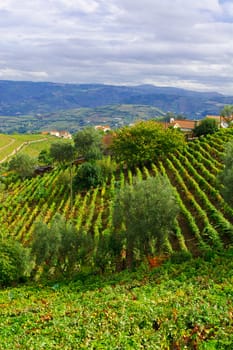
[0,0,233,95]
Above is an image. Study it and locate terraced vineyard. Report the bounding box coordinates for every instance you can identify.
[1,128,233,255]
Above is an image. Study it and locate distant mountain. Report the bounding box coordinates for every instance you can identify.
[0,80,233,118]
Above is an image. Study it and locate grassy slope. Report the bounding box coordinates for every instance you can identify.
[0,134,69,162]
[0,250,232,349]
[0,129,233,349]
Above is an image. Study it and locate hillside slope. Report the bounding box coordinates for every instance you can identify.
[0,134,59,163]
[0,250,232,349]
[1,128,233,256]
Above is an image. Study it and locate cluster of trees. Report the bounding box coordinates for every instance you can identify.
[0,175,179,285]
[111,120,185,168]
[7,121,186,189]
[193,118,219,137]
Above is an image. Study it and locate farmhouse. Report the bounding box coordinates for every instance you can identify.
[168,118,199,133]
[95,125,111,133]
[48,130,72,139]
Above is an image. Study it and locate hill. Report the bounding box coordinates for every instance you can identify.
[0,134,62,163]
[0,80,233,123]
[0,104,165,134]
[1,128,233,255]
[0,128,233,348]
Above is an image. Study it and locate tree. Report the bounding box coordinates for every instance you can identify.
[38,149,52,165]
[0,237,31,286]
[73,127,103,161]
[50,142,76,209]
[111,120,185,168]
[30,214,86,278]
[218,140,233,206]
[8,153,36,179]
[74,162,104,190]
[193,118,218,137]
[112,175,179,268]
[50,142,75,166]
[220,105,233,125]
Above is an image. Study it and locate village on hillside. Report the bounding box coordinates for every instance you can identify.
[42,114,231,140]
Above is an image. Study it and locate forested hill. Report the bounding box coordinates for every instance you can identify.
[1,80,233,117]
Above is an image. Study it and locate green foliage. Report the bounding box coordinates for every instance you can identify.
[8,153,36,179]
[220,104,233,125]
[111,120,185,168]
[193,118,219,137]
[96,156,118,181]
[112,175,179,268]
[50,142,75,165]
[169,250,192,263]
[1,127,233,277]
[38,149,52,165]
[74,162,104,190]
[30,214,86,278]
[55,169,71,189]
[74,127,103,161]
[218,140,233,207]
[0,237,31,286]
[0,252,232,348]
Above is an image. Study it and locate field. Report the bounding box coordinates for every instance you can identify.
[0,251,232,349]
[0,133,68,163]
[0,128,233,349]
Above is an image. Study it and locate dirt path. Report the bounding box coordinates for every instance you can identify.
[0,137,15,152]
[0,137,48,164]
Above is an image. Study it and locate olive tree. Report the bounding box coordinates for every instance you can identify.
[73,127,103,161]
[30,214,86,278]
[112,175,179,268]
[50,142,76,208]
[8,153,36,179]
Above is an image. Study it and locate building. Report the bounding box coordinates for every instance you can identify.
[168,118,199,133]
[94,125,111,133]
[206,115,228,128]
[49,130,72,139]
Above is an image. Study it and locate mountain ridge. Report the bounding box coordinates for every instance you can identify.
[0,80,232,118]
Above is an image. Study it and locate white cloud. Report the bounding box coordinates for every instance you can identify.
[0,68,48,79]
[0,0,232,94]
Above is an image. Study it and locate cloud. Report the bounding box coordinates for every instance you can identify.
[0,0,232,94]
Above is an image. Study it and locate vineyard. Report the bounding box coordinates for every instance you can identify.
[1,128,233,256]
[1,129,233,349]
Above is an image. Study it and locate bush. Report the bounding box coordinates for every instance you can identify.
[96,157,117,182]
[169,251,192,264]
[0,238,31,286]
[74,162,104,190]
[193,118,218,137]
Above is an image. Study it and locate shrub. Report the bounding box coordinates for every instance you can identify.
[74,162,104,190]
[0,238,31,286]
